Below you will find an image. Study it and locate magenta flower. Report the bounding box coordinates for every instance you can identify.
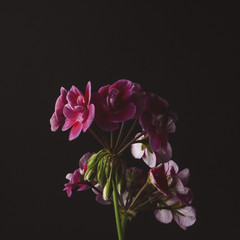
[131,133,172,167]
[62,81,95,141]
[139,93,177,152]
[63,152,92,197]
[92,79,142,131]
[50,87,68,131]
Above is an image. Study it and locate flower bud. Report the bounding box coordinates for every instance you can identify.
[103,179,112,201]
[84,168,96,182]
[97,159,106,187]
[105,161,112,179]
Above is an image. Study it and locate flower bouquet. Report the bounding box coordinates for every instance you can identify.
[50,79,196,239]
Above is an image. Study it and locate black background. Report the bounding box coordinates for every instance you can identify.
[2,1,238,239]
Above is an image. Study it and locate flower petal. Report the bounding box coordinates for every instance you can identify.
[77,184,89,191]
[67,85,84,107]
[63,104,80,120]
[178,168,190,185]
[142,150,156,168]
[85,81,91,106]
[154,209,173,224]
[95,194,112,205]
[149,164,169,195]
[156,142,172,163]
[50,113,60,131]
[110,79,134,100]
[69,122,83,141]
[82,104,95,132]
[174,176,186,195]
[62,119,77,131]
[174,206,196,230]
[164,160,179,176]
[131,143,144,159]
[79,152,92,172]
[110,103,136,122]
[149,131,161,152]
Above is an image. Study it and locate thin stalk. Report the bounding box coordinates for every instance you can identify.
[121,211,128,238]
[117,118,137,152]
[114,122,124,151]
[88,128,107,149]
[94,124,110,150]
[129,181,148,209]
[112,179,123,240]
[133,193,162,212]
[110,131,114,150]
[117,131,145,155]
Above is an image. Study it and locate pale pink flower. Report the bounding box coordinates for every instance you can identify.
[154,205,196,230]
[131,133,172,167]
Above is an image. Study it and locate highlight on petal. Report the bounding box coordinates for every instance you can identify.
[62,119,76,131]
[154,209,173,224]
[69,122,83,141]
[131,142,144,159]
[50,113,59,131]
[85,81,91,105]
[82,104,95,132]
[174,206,196,230]
[142,150,156,168]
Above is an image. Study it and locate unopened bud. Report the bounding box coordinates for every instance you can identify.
[84,169,96,182]
[97,160,106,187]
[103,179,112,201]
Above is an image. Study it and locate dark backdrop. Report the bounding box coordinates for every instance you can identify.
[2,1,238,240]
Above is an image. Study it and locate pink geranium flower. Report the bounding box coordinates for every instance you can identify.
[131,133,172,167]
[62,82,95,141]
[63,152,92,197]
[50,87,68,131]
[92,79,142,131]
[139,93,177,152]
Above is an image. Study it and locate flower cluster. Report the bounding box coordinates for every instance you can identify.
[50,79,196,239]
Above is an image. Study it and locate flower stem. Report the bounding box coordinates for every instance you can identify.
[114,121,124,151]
[129,180,148,209]
[121,211,128,238]
[112,179,123,240]
[88,128,107,149]
[117,131,145,155]
[117,118,137,152]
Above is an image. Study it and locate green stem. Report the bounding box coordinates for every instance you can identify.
[121,211,128,238]
[117,118,137,152]
[112,179,123,240]
[129,180,148,209]
[117,131,145,155]
[114,122,124,152]
[88,128,107,149]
